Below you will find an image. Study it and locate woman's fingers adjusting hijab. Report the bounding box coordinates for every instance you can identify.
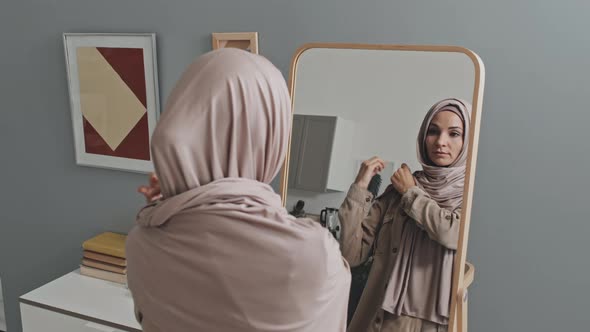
[137,173,162,203]
[391,163,416,194]
[354,156,385,189]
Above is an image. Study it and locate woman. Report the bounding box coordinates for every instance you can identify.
[340,98,471,332]
[126,48,351,332]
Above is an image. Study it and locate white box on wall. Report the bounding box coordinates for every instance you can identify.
[289,115,355,193]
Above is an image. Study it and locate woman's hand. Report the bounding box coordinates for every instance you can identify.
[390,163,417,194]
[354,156,386,189]
[137,173,162,203]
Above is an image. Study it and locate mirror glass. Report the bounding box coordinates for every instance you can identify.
[283,45,482,331]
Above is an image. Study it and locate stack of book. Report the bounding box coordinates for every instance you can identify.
[80,232,127,284]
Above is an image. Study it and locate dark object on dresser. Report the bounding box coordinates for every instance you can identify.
[289,200,306,218]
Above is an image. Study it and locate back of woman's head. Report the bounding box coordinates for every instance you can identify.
[151,48,291,198]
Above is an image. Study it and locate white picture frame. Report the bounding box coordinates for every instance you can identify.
[63,33,160,173]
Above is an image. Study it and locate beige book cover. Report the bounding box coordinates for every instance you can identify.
[80,265,127,285]
[82,258,127,274]
[83,250,127,266]
[82,232,127,258]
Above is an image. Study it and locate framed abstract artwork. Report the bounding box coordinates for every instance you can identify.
[212,32,259,54]
[63,33,160,173]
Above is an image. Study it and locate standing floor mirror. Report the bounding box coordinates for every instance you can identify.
[278,44,484,332]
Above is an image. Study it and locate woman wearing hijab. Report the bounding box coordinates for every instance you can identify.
[126,48,351,332]
[340,98,471,332]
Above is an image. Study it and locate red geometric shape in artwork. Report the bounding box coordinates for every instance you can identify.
[83,114,150,161]
[96,47,147,108]
[112,113,150,160]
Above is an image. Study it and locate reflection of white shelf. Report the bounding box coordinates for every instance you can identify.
[19,269,140,332]
[289,114,354,192]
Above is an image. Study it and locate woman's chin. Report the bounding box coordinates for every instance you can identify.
[430,156,452,167]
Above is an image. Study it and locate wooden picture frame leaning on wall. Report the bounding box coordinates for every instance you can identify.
[212,32,259,54]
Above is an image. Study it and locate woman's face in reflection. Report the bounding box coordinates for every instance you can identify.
[426,111,464,167]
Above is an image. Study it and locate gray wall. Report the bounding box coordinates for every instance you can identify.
[1,0,588,331]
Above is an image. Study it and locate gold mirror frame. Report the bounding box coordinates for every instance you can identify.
[278,43,485,332]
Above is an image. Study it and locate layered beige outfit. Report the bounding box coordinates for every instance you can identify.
[340,184,455,332]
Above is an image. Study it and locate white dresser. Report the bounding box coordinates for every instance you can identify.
[19,269,141,332]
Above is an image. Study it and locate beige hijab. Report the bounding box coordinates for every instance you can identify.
[414,98,471,210]
[126,49,350,332]
[381,98,471,324]
[151,48,290,196]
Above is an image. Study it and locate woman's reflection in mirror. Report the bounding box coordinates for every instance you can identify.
[341,98,471,332]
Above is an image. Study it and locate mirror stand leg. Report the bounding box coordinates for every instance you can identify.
[457,289,468,332]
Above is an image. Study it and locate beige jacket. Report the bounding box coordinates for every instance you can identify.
[339,184,461,332]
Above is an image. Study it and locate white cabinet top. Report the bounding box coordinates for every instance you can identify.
[20,269,141,331]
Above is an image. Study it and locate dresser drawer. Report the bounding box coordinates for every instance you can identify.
[21,303,128,332]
